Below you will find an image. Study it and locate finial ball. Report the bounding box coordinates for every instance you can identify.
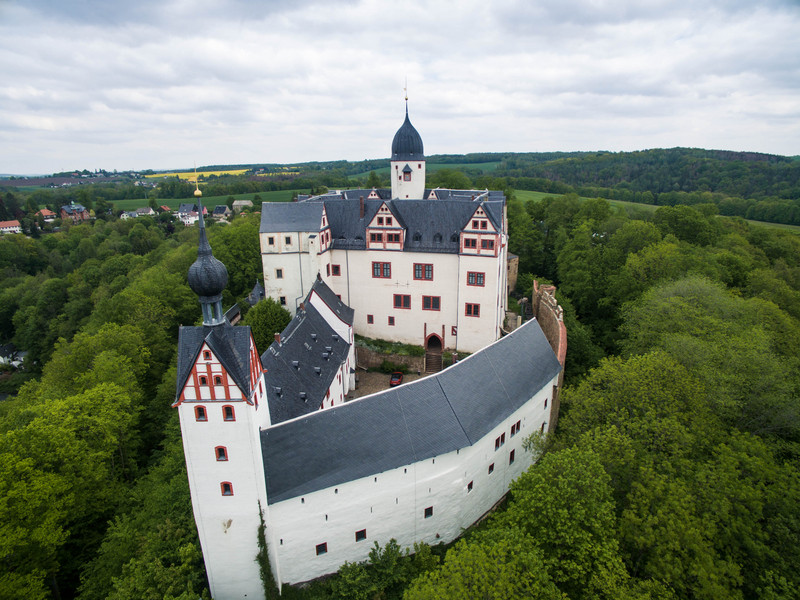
[194,188,202,197]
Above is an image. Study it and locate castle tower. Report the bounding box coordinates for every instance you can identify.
[175,188,270,600]
[390,103,425,199]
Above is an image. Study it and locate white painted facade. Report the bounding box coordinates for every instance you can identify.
[265,369,557,585]
[390,158,426,199]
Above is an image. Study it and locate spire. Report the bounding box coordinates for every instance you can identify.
[187,184,229,326]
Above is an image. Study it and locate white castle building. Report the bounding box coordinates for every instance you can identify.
[175,108,565,599]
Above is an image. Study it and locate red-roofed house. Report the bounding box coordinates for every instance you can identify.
[0,220,22,235]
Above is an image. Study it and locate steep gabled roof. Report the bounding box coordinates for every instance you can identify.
[261,318,561,503]
[310,278,354,326]
[259,202,324,233]
[175,323,254,401]
[260,301,350,424]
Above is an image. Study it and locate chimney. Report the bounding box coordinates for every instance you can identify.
[359,196,365,219]
[274,333,281,344]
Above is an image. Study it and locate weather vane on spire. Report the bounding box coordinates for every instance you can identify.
[404,78,408,103]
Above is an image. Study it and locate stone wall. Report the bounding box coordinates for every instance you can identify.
[531,280,567,431]
[355,346,424,373]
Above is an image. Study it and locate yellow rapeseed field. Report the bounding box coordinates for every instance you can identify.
[145,169,249,182]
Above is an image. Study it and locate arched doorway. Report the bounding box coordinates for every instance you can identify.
[425,334,443,373]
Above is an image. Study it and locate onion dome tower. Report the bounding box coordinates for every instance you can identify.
[187,188,228,326]
[390,94,426,199]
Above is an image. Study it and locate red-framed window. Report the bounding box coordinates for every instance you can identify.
[481,221,488,229]
[370,232,382,243]
[223,405,235,421]
[195,406,207,421]
[386,217,393,226]
[495,432,505,450]
[215,446,228,461]
[203,350,211,360]
[467,480,473,492]
[394,294,411,309]
[316,543,327,555]
[467,271,485,286]
[388,316,395,326]
[414,263,433,280]
[509,449,516,465]
[464,238,477,249]
[199,375,208,386]
[355,529,367,542]
[332,265,341,276]
[372,262,391,278]
[472,219,479,229]
[481,239,495,250]
[403,172,411,181]
[214,375,222,385]
[221,481,233,496]
[422,296,440,311]
[510,420,521,437]
[377,217,384,225]
[387,233,401,243]
[424,506,433,518]
[367,314,374,324]
[465,303,480,317]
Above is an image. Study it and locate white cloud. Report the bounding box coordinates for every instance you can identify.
[0,0,798,173]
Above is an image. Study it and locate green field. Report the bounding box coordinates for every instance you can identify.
[111,189,304,211]
[352,161,502,179]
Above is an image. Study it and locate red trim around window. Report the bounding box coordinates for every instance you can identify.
[422,296,440,311]
[413,263,433,280]
[367,314,374,324]
[465,303,480,317]
[394,294,411,309]
[332,264,341,276]
[467,271,485,286]
[388,316,395,326]
[221,481,234,496]
[222,405,235,421]
[215,446,228,461]
[372,262,391,278]
[195,406,207,421]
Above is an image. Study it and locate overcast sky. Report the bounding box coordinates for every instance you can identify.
[1,0,798,174]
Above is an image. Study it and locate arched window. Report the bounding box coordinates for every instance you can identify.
[203,350,211,360]
[215,446,228,461]
[413,231,422,242]
[194,406,207,421]
[223,405,235,421]
[220,482,233,496]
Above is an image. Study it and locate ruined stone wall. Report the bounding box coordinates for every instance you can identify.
[531,280,567,431]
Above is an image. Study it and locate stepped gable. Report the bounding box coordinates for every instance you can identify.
[310,277,354,325]
[175,323,254,401]
[261,302,350,425]
[261,318,561,503]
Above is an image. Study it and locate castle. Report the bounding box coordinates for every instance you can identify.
[175,106,565,598]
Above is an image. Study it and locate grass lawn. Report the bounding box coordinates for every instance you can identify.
[111,189,306,211]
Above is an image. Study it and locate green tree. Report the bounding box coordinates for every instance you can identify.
[243,298,291,353]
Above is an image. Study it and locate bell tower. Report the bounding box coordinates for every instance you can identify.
[390,95,425,199]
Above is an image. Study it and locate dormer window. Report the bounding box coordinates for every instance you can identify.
[413,232,422,242]
[433,233,442,243]
[203,350,211,360]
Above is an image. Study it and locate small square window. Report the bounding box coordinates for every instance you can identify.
[268,236,275,245]
[316,543,327,556]
[367,314,374,324]
[216,446,228,461]
[223,405,235,421]
[465,303,480,317]
[424,506,433,518]
[332,265,341,276]
[467,481,473,492]
[388,316,395,326]
[285,236,291,245]
[221,482,233,496]
[199,375,208,386]
[377,217,384,225]
[488,463,495,474]
[203,350,211,360]
[276,268,283,279]
[355,529,367,542]
[214,375,222,385]
[481,221,487,230]
[386,217,393,226]
[194,406,207,421]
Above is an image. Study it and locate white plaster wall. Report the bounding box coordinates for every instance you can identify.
[266,372,559,585]
[390,160,425,199]
[179,398,268,600]
[260,231,321,315]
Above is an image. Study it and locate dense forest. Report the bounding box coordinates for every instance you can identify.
[1,158,799,599]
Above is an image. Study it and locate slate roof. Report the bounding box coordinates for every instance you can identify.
[391,109,424,161]
[175,322,254,401]
[261,318,561,503]
[178,203,207,215]
[302,197,505,254]
[260,202,323,233]
[61,203,87,215]
[311,278,354,325]
[260,301,351,425]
